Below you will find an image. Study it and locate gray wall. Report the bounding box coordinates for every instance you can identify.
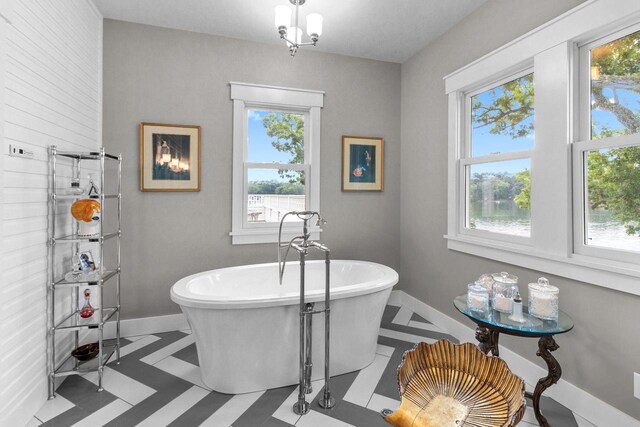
[400,0,640,419]
[103,20,401,319]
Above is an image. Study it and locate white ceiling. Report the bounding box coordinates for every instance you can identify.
[92,0,487,63]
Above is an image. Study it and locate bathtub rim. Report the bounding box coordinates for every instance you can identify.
[170,259,398,310]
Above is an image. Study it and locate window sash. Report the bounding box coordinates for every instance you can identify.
[574,24,640,260]
[243,163,310,229]
[460,68,534,242]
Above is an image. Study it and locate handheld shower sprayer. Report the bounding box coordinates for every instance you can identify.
[277,211,325,285]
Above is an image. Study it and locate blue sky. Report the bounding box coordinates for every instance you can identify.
[247,109,301,182]
[471,85,533,174]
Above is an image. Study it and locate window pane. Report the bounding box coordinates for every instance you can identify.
[585,148,640,252]
[248,110,304,164]
[471,74,534,157]
[591,30,640,139]
[466,159,531,237]
[247,168,305,223]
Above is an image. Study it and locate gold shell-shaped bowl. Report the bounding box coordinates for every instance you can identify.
[384,340,526,427]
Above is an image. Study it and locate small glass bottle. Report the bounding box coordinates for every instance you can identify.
[467,283,489,314]
[492,271,518,313]
[60,178,85,196]
[80,289,95,319]
[508,291,526,323]
[528,277,559,321]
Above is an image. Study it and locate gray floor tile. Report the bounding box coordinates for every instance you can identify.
[409,312,432,324]
[379,305,401,329]
[172,342,199,367]
[384,321,459,343]
[41,376,118,427]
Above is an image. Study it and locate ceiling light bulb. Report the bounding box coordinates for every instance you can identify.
[275,5,292,29]
[306,13,322,37]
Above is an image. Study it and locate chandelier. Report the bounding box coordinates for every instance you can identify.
[274,0,323,57]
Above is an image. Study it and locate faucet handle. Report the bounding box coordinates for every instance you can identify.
[316,217,327,226]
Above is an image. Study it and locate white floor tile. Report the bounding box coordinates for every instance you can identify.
[119,335,161,358]
[343,354,391,407]
[295,410,355,427]
[521,406,538,424]
[122,335,145,342]
[136,385,209,427]
[140,334,195,365]
[154,356,209,390]
[83,366,156,405]
[272,379,324,425]
[378,328,436,344]
[366,393,400,414]
[34,394,74,422]
[391,306,413,326]
[376,344,395,357]
[25,417,42,426]
[407,320,443,333]
[70,399,131,427]
[574,413,598,427]
[199,390,264,426]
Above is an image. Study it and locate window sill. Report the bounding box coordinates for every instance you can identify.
[231,227,321,245]
[445,234,640,297]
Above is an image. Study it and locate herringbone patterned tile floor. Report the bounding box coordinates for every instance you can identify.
[30,304,586,427]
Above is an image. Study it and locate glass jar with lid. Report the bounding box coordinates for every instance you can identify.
[467,283,489,314]
[492,271,518,313]
[474,274,495,299]
[528,277,559,321]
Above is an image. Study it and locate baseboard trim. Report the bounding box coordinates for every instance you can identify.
[103,313,189,339]
[390,290,640,427]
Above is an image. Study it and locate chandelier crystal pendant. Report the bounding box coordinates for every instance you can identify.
[274,0,322,57]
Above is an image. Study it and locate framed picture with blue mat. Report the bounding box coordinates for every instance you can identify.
[342,136,384,191]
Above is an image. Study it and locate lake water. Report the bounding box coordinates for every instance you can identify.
[469,200,640,252]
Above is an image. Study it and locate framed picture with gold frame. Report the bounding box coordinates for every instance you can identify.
[341,136,384,191]
[140,122,201,192]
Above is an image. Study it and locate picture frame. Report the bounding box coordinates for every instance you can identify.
[341,136,384,192]
[140,122,201,191]
[79,251,96,274]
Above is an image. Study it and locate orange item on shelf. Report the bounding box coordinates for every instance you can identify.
[71,199,101,222]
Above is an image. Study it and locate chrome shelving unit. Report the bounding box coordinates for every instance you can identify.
[47,146,122,398]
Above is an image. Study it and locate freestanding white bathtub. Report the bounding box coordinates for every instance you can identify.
[170,259,398,394]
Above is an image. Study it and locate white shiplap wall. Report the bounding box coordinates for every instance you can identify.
[0,1,102,426]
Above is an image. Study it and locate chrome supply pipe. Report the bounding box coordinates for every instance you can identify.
[294,249,310,415]
[277,211,334,415]
[304,302,314,394]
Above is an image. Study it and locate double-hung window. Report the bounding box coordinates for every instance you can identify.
[445,0,640,295]
[463,71,534,241]
[230,82,324,244]
[574,26,640,263]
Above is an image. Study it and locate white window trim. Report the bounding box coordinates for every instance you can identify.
[445,0,640,297]
[230,82,324,244]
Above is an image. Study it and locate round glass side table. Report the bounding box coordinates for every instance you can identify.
[454,295,574,427]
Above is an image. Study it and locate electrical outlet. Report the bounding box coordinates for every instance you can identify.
[635,372,640,400]
[9,144,34,159]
